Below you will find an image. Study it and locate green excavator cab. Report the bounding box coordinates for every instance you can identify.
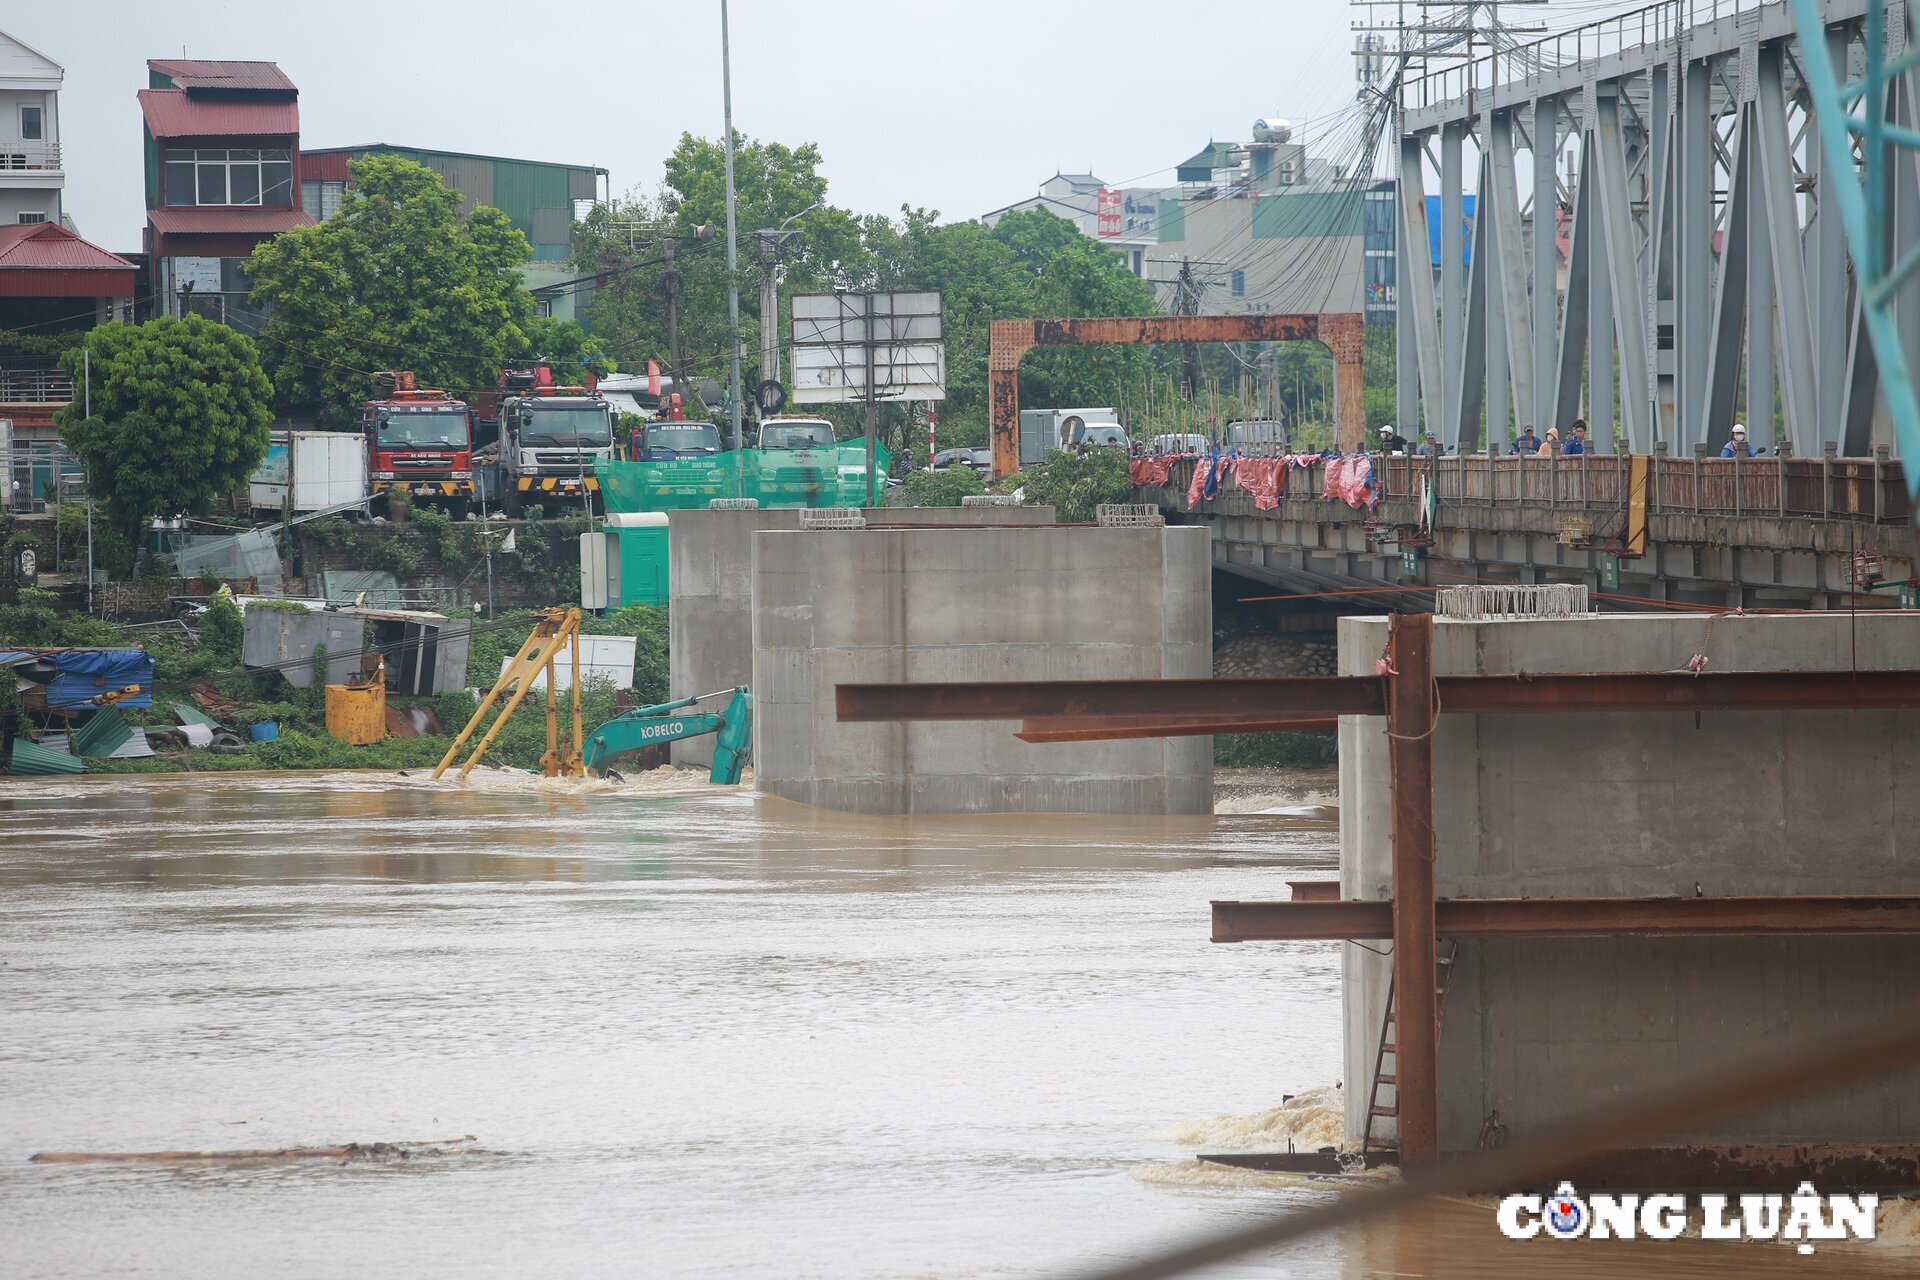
[582,686,753,785]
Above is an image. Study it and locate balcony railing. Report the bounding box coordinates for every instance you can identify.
[1154,450,1912,526]
[0,359,76,404]
[0,140,61,170]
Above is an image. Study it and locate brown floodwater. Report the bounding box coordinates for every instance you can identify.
[0,771,1908,1278]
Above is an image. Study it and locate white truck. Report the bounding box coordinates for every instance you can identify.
[1018,407,1121,464]
[249,430,368,517]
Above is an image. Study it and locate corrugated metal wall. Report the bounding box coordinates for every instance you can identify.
[303,147,592,262]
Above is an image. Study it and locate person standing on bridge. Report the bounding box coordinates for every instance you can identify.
[1378,423,1411,454]
[1416,432,1441,457]
[1563,420,1588,455]
[1538,427,1560,456]
[1721,423,1763,457]
[1511,425,1539,454]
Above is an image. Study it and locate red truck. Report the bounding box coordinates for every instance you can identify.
[362,371,476,518]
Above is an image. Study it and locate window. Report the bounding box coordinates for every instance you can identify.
[17,212,46,224]
[301,179,345,221]
[19,106,42,142]
[534,298,554,318]
[1231,270,1246,298]
[163,148,295,208]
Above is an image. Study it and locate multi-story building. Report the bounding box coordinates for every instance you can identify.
[980,171,1161,276]
[982,122,1382,317]
[0,29,64,229]
[139,58,314,329]
[298,145,606,321]
[0,29,135,479]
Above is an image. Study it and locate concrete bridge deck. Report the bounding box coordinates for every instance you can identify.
[1142,452,1915,609]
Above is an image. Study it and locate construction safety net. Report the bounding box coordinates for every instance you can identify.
[597,443,893,514]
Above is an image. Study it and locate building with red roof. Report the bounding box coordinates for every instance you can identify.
[140,57,313,329]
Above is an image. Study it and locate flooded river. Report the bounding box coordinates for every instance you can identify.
[0,772,1908,1277]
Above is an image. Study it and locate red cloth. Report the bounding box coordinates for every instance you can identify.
[1130,457,1173,486]
[1321,456,1348,502]
[1185,457,1212,506]
[1233,457,1286,510]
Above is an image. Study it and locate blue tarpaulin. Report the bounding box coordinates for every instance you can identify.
[42,649,154,711]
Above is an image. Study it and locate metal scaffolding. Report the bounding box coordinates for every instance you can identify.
[1390,0,1903,464]
[836,636,1920,1169]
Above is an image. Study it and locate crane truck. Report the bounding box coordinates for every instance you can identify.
[363,372,477,518]
[496,367,618,514]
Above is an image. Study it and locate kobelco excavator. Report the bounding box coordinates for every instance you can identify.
[433,608,751,784]
[583,686,753,783]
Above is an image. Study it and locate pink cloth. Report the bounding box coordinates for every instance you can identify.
[1233,457,1286,510]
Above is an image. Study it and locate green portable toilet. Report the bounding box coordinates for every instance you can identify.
[605,512,670,607]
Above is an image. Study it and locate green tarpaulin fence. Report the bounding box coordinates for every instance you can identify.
[599,444,892,515]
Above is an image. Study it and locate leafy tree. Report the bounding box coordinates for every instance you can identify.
[1011,448,1135,523]
[245,155,539,427]
[57,316,273,530]
[903,464,984,507]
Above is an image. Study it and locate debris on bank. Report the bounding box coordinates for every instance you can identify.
[28,1136,480,1166]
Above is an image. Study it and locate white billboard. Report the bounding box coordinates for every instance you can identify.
[790,291,946,403]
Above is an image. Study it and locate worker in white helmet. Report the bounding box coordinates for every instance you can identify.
[1720,423,1762,458]
[1378,423,1411,454]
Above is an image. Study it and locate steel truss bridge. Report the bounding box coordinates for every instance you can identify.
[1392,0,1905,459]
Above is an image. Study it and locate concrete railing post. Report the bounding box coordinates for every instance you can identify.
[1875,445,1891,524]
[1692,443,1708,514]
[1653,441,1668,515]
[1733,449,1742,518]
[1486,440,1497,508]
[1822,441,1837,518]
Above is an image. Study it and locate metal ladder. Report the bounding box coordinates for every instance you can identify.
[1362,939,1460,1155]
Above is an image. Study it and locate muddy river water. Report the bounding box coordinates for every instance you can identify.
[0,771,1909,1277]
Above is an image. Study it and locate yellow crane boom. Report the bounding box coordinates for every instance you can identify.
[431,607,585,780]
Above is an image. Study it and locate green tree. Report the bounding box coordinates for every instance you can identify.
[903,464,984,506]
[1011,448,1135,523]
[245,155,539,427]
[57,316,273,530]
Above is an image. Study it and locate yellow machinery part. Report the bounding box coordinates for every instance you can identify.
[325,681,386,745]
[431,607,585,780]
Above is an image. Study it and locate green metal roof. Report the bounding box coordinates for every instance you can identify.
[1175,141,1239,184]
[6,738,83,775]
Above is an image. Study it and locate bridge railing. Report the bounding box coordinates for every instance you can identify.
[1154,452,1911,525]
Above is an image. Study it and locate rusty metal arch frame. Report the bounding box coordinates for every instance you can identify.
[986,313,1368,477]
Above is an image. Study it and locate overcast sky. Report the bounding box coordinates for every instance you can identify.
[15,0,1365,251]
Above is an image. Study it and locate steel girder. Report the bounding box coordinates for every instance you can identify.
[1399,0,1893,460]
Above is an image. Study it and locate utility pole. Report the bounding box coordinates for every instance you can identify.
[663,237,682,397]
[719,0,744,453]
[864,292,878,508]
[749,227,800,392]
[1176,257,1201,399]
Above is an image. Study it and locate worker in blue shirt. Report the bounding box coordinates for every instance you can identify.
[1511,425,1539,454]
[1563,420,1588,455]
[1721,423,1763,457]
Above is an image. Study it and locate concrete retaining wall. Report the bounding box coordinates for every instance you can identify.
[667,505,1054,767]
[752,525,1212,814]
[1336,612,1920,1150]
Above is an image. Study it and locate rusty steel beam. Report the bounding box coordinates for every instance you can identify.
[837,670,1920,728]
[986,312,1367,476]
[836,677,1383,724]
[1211,895,1920,942]
[1387,613,1440,1166]
[1014,713,1337,743]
